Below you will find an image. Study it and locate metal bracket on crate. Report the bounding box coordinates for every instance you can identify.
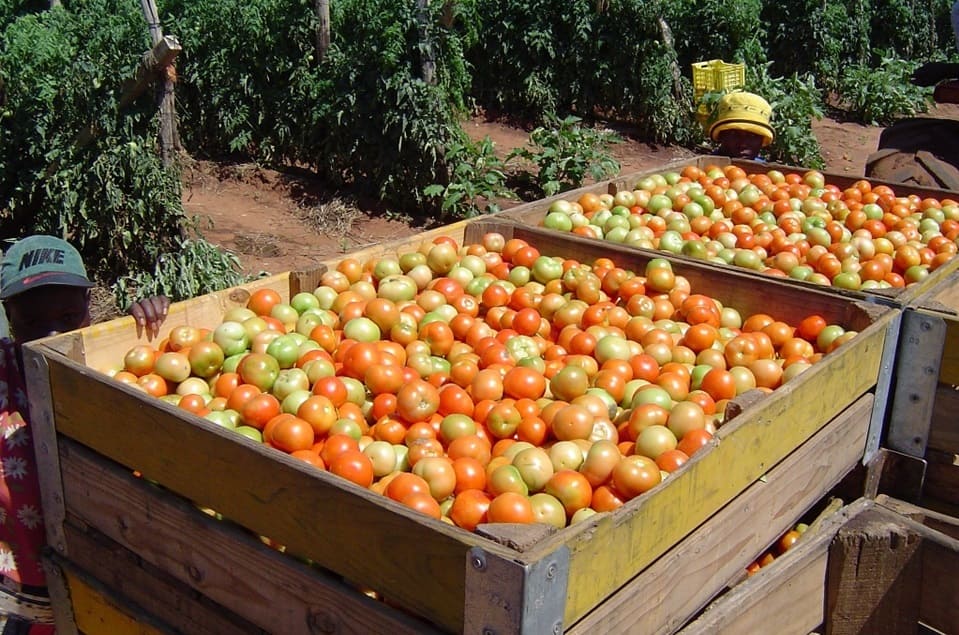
[863,311,902,465]
[464,545,569,635]
[886,309,947,458]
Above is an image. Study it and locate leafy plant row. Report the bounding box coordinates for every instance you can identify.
[0,0,955,305]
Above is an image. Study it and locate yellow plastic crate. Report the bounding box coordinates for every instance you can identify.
[692,59,746,100]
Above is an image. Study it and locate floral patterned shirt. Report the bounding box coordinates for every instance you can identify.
[0,337,47,588]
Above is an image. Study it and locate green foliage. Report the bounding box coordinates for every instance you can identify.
[423,135,514,220]
[836,56,932,125]
[507,116,621,197]
[0,1,243,306]
[163,0,469,215]
[667,0,767,70]
[114,237,247,311]
[747,65,826,168]
[870,0,942,62]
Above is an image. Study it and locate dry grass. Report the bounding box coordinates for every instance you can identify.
[295,197,382,252]
[89,284,122,325]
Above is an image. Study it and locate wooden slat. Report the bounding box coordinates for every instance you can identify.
[59,440,435,634]
[43,356,507,633]
[677,499,873,635]
[60,522,258,635]
[533,313,889,625]
[876,495,959,541]
[567,394,873,634]
[62,565,169,635]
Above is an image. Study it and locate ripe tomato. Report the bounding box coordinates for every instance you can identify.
[487,492,534,524]
[329,449,375,488]
[270,415,316,453]
[449,489,492,531]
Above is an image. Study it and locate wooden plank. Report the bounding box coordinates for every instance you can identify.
[61,520,257,635]
[678,499,873,635]
[22,347,69,554]
[567,394,873,635]
[58,439,438,635]
[929,383,959,452]
[825,508,924,635]
[876,495,959,541]
[536,312,889,625]
[42,355,505,632]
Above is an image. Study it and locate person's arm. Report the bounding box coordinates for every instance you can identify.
[129,296,170,339]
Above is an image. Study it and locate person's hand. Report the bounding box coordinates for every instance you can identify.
[911,61,959,87]
[130,296,170,339]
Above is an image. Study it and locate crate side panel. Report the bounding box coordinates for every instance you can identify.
[45,355,474,632]
[920,539,959,631]
[76,273,297,373]
[939,313,959,386]
[59,439,438,635]
[555,318,887,623]
[929,384,959,453]
[569,394,872,634]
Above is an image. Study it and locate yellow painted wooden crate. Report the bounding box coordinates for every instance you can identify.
[501,155,959,310]
[679,496,959,634]
[25,219,898,633]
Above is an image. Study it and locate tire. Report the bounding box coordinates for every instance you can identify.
[865,118,959,191]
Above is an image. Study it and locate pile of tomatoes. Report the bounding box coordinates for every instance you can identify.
[115,232,855,532]
[540,164,959,291]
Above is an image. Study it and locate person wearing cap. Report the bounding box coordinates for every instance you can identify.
[708,91,775,161]
[0,235,169,633]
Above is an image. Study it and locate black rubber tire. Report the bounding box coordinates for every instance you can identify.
[865,118,959,191]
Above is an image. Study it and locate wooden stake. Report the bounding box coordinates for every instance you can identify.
[315,0,330,62]
[139,0,178,166]
[415,0,436,85]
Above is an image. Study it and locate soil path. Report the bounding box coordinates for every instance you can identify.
[181,113,898,276]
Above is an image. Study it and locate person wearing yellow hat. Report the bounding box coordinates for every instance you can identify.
[708,91,775,161]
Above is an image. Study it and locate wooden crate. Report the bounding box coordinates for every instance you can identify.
[500,155,959,309]
[679,495,959,634]
[884,269,959,515]
[25,219,899,633]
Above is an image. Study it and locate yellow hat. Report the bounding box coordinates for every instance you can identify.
[708,91,774,146]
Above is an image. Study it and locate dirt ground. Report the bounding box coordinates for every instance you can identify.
[179,111,928,277]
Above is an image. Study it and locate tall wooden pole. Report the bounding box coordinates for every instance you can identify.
[415,0,435,84]
[315,0,330,62]
[139,0,178,166]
